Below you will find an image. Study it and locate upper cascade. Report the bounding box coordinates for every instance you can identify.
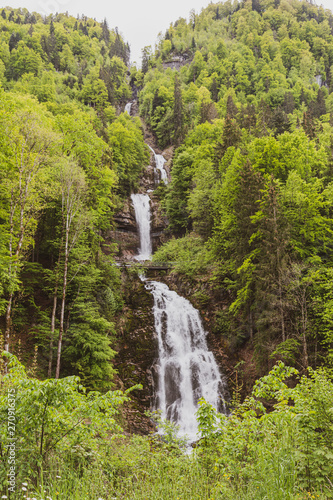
[125,102,132,115]
[148,145,168,185]
[130,193,152,261]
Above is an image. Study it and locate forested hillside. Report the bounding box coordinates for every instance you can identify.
[132,0,333,378]
[1,1,333,499]
[0,7,149,389]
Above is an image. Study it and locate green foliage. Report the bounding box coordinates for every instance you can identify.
[107,113,150,194]
[195,362,333,499]
[140,0,333,149]
[0,352,135,491]
[0,9,131,109]
[1,361,331,500]
[0,10,148,389]
[152,233,215,279]
[147,410,188,450]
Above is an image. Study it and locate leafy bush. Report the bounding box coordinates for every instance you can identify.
[0,352,138,495]
[196,362,333,499]
[152,233,215,279]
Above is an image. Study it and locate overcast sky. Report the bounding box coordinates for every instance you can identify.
[2,0,333,64]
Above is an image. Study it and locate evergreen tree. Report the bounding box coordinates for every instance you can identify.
[141,46,152,74]
[282,92,295,114]
[211,78,218,102]
[9,32,21,52]
[101,18,110,44]
[226,95,238,119]
[271,107,291,136]
[302,111,316,139]
[214,115,241,163]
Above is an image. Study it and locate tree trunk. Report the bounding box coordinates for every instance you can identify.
[48,232,64,378]
[278,277,285,342]
[301,301,309,369]
[4,292,13,352]
[55,220,69,380]
[249,308,253,341]
[48,290,57,378]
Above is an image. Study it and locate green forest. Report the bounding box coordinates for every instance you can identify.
[1,0,333,498]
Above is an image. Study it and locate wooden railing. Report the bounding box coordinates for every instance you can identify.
[117,261,176,270]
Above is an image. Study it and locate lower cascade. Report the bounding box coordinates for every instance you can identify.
[145,279,227,441]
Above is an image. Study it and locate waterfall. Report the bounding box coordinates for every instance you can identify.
[144,280,227,441]
[125,102,132,114]
[131,193,152,261]
[148,145,168,184]
[130,174,227,442]
[315,75,322,87]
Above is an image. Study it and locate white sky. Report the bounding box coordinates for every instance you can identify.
[2,0,333,65]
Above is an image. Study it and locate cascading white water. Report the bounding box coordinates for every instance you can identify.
[148,145,168,184]
[125,102,132,114]
[131,193,152,261]
[130,176,226,441]
[144,280,227,441]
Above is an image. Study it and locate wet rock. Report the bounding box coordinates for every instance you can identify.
[103,198,139,260]
[114,273,157,434]
[162,54,193,71]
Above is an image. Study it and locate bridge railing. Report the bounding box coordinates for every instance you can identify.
[116,261,177,269]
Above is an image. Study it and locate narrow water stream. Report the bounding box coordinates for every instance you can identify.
[131,186,227,441]
[148,145,168,184]
[125,102,132,114]
[130,193,152,261]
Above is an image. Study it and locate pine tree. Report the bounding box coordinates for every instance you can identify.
[141,46,151,73]
[226,95,238,119]
[214,114,241,163]
[302,111,316,139]
[282,92,295,114]
[9,32,21,52]
[101,18,109,44]
[211,78,218,102]
[271,107,291,136]
[252,0,262,13]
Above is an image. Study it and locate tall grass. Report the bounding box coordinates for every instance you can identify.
[6,433,328,500]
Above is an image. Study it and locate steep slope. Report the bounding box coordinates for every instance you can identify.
[0,8,149,390]
[135,0,333,386]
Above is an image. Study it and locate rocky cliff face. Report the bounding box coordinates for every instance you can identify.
[162,54,193,71]
[113,271,157,434]
[103,198,140,260]
[150,193,169,253]
[104,143,170,260]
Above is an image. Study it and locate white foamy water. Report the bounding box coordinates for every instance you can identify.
[315,75,322,87]
[125,102,132,114]
[131,193,152,261]
[148,145,168,184]
[144,280,227,442]
[131,177,227,442]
